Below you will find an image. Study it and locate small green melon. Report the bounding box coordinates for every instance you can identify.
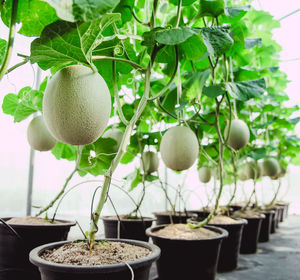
[198,167,212,183]
[27,116,57,151]
[262,158,280,177]
[160,126,199,171]
[141,151,159,174]
[43,65,111,145]
[225,119,250,150]
[102,128,124,152]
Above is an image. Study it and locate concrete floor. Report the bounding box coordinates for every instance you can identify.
[150,215,300,280]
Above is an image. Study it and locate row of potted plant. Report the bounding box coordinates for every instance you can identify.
[0,0,298,279]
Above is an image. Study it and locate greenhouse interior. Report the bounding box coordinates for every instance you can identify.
[0,0,299,279]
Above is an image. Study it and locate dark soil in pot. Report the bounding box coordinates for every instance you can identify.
[232,211,265,254]
[0,217,75,280]
[101,215,155,242]
[188,215,247,272]
[153,211,192,225]
[29,239,160,280]
[146,223,228,280]
[259,210,275,242]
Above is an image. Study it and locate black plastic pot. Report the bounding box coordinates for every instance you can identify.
[276,205,285,223]
[187,209,210,220]
[239,214,265,254]
[188,217,247,272]
[153,212,192,225]
[29,239,160,280]
[275,206,284,228]
[101,216,155,242]
[0,217,75,280]
[259,210,275,243]
[270,207,279,234]
[146,224,228,280]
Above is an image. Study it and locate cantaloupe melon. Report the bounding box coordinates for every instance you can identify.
[160,126,199,171]
[225,119,250,150]
[262,158,280,177]
[27,116,57,151]
[141,151,159,174]
[43,65,111,145]
[198,166,212,183]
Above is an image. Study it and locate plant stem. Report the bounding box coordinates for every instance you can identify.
[227,150,237,206]
[189,100,225,228]
[92,56,146,73]
[0,0,18,81]
[150,0,159,29]
[88,47,157,249]
[5,58,30,75]
[112,61,129,126]
[175,0,182,28]
[268,179,281,207]
[35,146,83,217]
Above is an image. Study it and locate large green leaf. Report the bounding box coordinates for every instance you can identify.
[201,25,234,57]
[142,27,201,46]
[30,19,104,70]
[52,142,77,161]
[202,84,226,98]
[179,34,207,60]
[2,87,43,122]
[45,0,120,22]
[78,138,116,177]
[1,0,58,36]
[113,0,134,25]
[226,78,266,101]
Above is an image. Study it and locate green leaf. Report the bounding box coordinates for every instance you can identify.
[289,117,300,124]
[0,39,7,64]
[224,6,251,18]
[202,84,225,98]
[30,19,103,70]
[1,0,58,36]
[226,78,266,101]
[44,0,120,22]
[248,148,266,160]
[99,13,121,31]
[52,142,77,161]
[245,38,262,49]
[142,27,201,46]
[113,0,134,25]
[2,87,43,122]
[179,34,206,60]
[201,25,234,57]
[78,138,116,177]
[155,27,201,45]
[169,0,197,6]
[2,94,18,116]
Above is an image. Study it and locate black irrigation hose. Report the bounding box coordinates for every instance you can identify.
[0,218,22,240]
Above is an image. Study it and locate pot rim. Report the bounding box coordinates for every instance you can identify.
[0,217,76,228]
[146,224,228,242]
[101,216,156,222]
[29,238,160,273]
[152,211,192,217]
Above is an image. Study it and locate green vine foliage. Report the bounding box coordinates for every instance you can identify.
[1,0,299,190]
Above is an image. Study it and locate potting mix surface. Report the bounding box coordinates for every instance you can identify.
[42,241,151,265]
[152,223,219,239]
[7,216,62,225]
